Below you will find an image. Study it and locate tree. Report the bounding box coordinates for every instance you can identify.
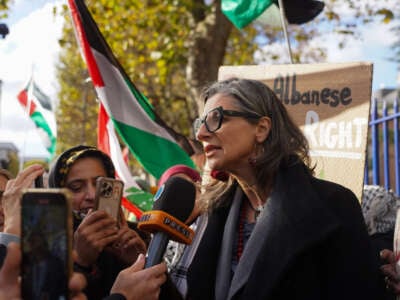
[56,16,98,154]
[0,0,12,18]
[55,0,398,156]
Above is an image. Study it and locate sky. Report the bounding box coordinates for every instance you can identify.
[0,0,399,160]
[0,0,63,159]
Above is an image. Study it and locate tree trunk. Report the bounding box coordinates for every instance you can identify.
[186,1,233,115]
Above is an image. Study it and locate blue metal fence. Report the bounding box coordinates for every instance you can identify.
[364,98,400,195]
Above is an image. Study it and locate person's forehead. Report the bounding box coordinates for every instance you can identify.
[204,94,237,112]
[66,157,107,181]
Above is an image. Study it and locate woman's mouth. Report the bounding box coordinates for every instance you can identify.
[204,145,220,156]
[76,206,93,217]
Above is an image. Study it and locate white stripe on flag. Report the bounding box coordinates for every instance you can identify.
[106,117,140,191]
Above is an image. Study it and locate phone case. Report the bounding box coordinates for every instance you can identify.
[94,177,124,222]
[20,188,72,300]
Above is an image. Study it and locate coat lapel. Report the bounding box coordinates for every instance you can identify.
[187,201,231,299]
[228,163,340,299]
[215,188,243,300]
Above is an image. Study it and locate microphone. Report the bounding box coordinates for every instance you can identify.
[138,176,196,268]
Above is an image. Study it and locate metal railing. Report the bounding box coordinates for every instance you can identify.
[364,98,400,195]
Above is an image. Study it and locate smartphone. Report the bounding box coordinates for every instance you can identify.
[95,177,124,222]
[21,189,72,300]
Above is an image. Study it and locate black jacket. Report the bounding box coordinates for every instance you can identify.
[187,162,383,300]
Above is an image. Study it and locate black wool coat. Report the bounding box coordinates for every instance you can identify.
[186,162,383,300]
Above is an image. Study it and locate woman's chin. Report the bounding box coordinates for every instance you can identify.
[207,161,221,172]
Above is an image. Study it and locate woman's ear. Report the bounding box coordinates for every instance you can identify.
[255,116,271,143]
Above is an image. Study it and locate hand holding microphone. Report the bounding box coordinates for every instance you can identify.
[138,176,196,268]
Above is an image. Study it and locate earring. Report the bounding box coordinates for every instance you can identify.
[248,143,264,167]
[248,156,257,166]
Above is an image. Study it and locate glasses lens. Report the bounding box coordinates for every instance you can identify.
[193,118,202,134]
[205,109,222,132]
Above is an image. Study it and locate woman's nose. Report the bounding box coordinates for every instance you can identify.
[195,122,210,141]
[85,183,96,200]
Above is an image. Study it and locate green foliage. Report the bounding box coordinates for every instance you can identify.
[55,6,98,154]
[23,159,49,171]
[0,0,12,18]
[376,9,395,24]
[7,151,18,177]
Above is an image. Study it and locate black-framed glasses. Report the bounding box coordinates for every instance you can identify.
[193,106,261,134]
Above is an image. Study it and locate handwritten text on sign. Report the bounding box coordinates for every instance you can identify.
[218,62,373,199]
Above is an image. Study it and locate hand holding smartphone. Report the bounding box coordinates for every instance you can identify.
[95,177,124,222]
[21,189,72,300]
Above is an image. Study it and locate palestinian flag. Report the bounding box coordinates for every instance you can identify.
[67,0,195,180]
[17,77,57,159]
[221,0,325,29]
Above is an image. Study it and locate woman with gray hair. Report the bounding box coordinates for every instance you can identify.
[168,77,382,300]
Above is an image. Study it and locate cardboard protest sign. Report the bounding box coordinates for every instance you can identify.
[219,62,373,200]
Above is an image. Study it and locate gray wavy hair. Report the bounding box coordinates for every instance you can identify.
[199,77,313,211]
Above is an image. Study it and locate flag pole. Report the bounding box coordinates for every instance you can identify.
[277,0,294,64]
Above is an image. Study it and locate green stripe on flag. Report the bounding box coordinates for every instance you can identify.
[113,118,195,179]
[222,0,275,29]
[30,111,57,158]
[125,186,154,211]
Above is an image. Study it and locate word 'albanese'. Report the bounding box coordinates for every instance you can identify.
[273,75,352,107]
[304,111,367,149]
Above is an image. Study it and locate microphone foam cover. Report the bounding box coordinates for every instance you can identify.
[153,176,196,222]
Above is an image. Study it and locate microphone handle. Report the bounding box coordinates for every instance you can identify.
[145,232,170,268]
